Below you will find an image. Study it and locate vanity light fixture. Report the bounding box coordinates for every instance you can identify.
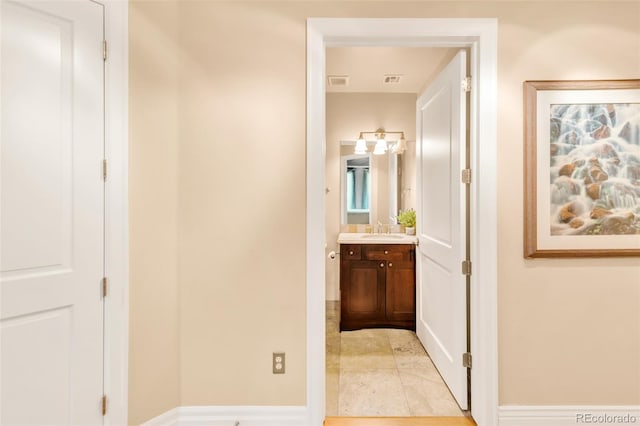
[373,137,388,155]
[354,128,407,155]
[391,136,407,154]
[354,137,368,154]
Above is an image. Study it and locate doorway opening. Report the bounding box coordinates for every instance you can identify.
[324,46,467,417]
[306,18,498,426]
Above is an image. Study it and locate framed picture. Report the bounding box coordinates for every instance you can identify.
[524,80,640,258]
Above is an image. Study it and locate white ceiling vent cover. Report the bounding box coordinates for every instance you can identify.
[383,75,402,84]
[328,75,349,87]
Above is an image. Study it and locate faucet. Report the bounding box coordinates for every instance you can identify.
[377,221,390,234]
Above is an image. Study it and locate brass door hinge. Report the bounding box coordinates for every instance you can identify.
[461,168,472,184]
[462,352,472,369]
[101,395,107,416]
[102,277,108,298]
[462,260,472,276]
[103,40,107,61]
[462,76,471,93]
[102,159,107,181]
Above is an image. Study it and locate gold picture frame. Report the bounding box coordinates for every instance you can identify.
[523,79,640,258]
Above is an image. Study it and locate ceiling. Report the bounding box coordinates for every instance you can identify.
[326,47,459,94]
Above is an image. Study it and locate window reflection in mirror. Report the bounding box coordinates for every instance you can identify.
[341,154,371,224]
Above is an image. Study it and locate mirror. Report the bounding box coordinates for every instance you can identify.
[341,154,372,224]
[340,142,401,226]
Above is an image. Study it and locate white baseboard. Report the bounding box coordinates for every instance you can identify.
[142,407,180,426]
[142,406,310,426]
[143,404,640,426]
[499,405,640,426]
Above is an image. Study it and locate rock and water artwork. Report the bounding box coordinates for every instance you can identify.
[550,102,640,236]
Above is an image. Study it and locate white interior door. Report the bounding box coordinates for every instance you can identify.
[1,1,105,424]
[415,50,468,409]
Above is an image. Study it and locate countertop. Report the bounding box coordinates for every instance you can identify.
[337,232,418,245]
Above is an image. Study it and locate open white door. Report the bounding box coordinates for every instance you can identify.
[415,50,469,409]
[1,1,105,424]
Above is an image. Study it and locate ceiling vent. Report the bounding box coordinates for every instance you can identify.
[328,75,349,87]
[383,75,402,84]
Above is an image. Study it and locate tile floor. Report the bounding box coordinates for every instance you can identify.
[326,301,464,417]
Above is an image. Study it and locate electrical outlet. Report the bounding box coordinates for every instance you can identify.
[273,352,285,374]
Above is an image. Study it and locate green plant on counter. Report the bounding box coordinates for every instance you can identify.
[397,208,416,228]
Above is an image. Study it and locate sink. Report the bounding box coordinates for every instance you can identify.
[337,232,418,245]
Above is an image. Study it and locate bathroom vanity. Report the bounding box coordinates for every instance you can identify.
[337,233,417,331]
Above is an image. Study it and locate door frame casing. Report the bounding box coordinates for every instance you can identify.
[100,0,129,424]
[306,18,498,426]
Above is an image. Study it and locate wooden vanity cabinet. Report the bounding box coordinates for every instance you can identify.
[340,243,415,331]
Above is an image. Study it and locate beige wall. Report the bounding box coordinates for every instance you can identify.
[494,3,640,404]
[128,1,180,424]
[129,1,640,422]
[325,93,417,300]
[176,0,308,405]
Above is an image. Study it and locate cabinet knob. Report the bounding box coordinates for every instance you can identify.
[380,263,384,268]
[349,250,354,255]
[384,250,389,254]
[389,262,393,268]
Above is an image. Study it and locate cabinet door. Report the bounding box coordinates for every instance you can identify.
[341,260,385,326]
[385,260,416,322]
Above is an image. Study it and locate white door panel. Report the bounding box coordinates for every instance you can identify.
[1,308,73,424]
[416,50,468,409]
[1,1,73,274]
[420,85,453,249]
[1,1,105,424]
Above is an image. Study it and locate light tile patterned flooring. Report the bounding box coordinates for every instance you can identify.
[326,301,464,417]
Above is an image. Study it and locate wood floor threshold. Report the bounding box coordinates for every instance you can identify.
[324,417,476,426]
